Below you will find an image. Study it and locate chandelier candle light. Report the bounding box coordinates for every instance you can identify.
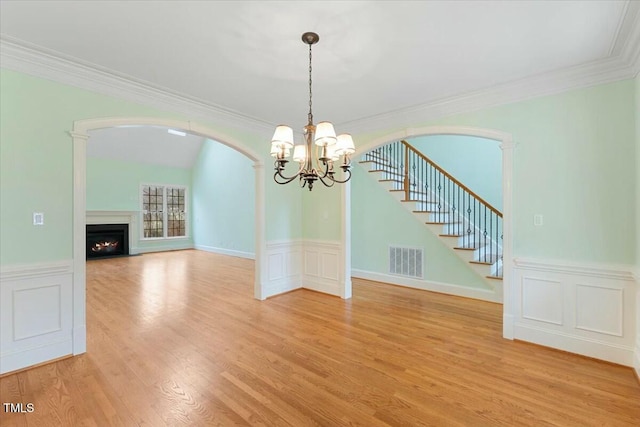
[270,32,355,191]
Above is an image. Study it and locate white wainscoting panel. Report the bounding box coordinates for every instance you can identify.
[264,240,302,298]
[513,258,636,367]
[521,277,563,325]
[302,240,342,297]
[0,261,74,374]
[575,284,623,336]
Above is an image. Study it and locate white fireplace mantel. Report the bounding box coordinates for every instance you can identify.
[86,211,139,255]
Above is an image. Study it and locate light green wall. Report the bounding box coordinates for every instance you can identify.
[192,139,255,254]
[302,178,343,241]
[1,68,636,270]
[0,69,300,266]
[352,165,490,289]
[346,79,636,267]
[409,135,503,211]
[86,157,193,251]
[87,157,191,211]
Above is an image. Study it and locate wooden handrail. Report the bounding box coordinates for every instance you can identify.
[400,140,503,218]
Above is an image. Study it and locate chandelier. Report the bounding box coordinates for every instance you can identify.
[270,32,355,191]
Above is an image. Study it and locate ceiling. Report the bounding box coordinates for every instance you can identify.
[1,1,638,166]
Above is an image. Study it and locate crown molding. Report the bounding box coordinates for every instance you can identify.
[2,0,639,138]
[0,36,274,136]
[342,1,640,134]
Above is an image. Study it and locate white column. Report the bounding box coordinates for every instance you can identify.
[254,163,267,300]
[501,137,515,339]
[70,130,88,354]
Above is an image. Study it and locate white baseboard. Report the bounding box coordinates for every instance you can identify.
[73,325,86,355]
[264,278,302,299]
[0,338,72,375]
[503,313,515,339]
[514,323,634,367]
[133,241,194,254]
[352,269,500,302]
[195,244,255,260]
[303,277,341,296]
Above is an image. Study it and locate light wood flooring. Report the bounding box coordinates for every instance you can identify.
[1,250,639,426]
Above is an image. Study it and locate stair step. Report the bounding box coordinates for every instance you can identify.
[486,275,503,280]
[469,260,493,266]
[454,246,478,251]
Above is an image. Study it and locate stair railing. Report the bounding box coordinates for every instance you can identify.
[362,140,503,276]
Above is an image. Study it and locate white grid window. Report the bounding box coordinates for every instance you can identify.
[142,185,187,239]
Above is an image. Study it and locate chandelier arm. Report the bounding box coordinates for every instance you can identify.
[326,168,352,184]
[317,174,336,188]
[273,161,305,184]
[273,171,301,185]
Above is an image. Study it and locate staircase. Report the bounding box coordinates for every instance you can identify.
[359,140,503,290]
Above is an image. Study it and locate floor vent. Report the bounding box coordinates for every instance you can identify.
[389,246,423,278]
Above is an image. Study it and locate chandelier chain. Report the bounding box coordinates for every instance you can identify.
[308,42,313,125]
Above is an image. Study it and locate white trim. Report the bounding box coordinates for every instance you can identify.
[132,242,194,254]
[352,269,499,303]
[195,245,255,260]
[0,260,73,282]
[514,323,634,367]
[351,125,515,336]
[1,339,73,375]
[341,181,352,299]
[513,257,636,281]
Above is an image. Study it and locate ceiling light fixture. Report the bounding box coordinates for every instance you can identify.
[270,32,355,191]
[167,129,186,137]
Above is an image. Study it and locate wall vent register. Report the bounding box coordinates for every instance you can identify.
[389,247,423,279]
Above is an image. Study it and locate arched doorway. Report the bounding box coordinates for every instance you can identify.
[70,117,266,355]
[344,125,515,339]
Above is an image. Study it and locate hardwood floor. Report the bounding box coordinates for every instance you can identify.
[1,250,639,426]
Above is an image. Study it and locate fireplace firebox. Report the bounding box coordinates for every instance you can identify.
[86,224,129,259]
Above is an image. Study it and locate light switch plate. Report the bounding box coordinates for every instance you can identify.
[534,214,543,226]
[33,212,44,225]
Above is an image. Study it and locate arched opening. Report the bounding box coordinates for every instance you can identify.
[70,117,266,355]
[344,125,515,339]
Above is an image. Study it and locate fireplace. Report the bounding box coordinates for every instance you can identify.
[86,224,129,259]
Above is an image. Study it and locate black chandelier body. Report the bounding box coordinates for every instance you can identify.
[270,32,355,191]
